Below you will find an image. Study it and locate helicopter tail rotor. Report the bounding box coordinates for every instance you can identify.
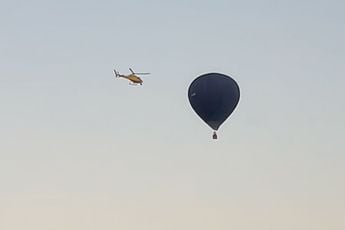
[113,69,120,78]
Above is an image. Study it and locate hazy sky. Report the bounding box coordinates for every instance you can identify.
[1,0,345,229]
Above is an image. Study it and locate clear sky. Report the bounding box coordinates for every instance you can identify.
[1,0,345,229]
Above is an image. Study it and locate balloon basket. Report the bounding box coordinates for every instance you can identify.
[212,131,217,140]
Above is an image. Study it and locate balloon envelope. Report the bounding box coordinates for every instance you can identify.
[188,73,240,131]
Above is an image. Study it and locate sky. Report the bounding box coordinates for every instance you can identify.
[1,0,345,229]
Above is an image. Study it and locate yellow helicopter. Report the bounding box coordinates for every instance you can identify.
[113,68,150,85]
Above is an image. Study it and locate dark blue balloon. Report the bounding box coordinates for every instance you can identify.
[188,73,240,137]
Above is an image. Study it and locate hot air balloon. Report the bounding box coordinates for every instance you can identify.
[188,73,240,139]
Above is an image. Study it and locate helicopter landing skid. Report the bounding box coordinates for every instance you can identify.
[129,83,142,86]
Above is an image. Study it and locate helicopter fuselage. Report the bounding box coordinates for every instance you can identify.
[121,74,143,84]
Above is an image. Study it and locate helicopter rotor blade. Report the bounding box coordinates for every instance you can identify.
[129,68,150,75]
[135,72,150,75]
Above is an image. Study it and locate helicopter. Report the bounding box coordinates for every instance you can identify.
[113,68,150,85]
